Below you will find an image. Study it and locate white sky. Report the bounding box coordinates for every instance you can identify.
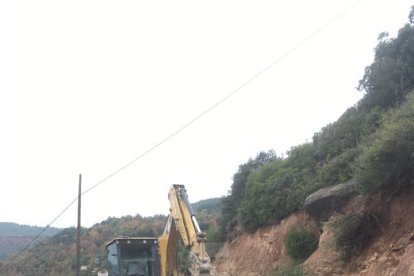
[1,0,412,228]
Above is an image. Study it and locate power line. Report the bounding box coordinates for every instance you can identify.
[0,0,364,272]
[0,197,78,273]
[84,0,364,197]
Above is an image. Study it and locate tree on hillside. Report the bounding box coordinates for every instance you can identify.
[358,6,414,110]
[231,150,278,204]
[219,150,278,237]
[239,144,319,232]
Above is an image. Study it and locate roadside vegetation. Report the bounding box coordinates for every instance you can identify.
[219,6,414,238]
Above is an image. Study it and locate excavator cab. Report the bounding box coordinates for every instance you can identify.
[106,237,161,276]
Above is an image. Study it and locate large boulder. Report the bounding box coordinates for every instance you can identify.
[304,179,357,221]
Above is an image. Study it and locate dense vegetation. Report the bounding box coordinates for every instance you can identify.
[220,6,414,235]
[355,93,414,194]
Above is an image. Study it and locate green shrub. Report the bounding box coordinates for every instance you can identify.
[284,228,318,261]
[316,148,360,188]
[327,213,373,261]
[355,92,414,194]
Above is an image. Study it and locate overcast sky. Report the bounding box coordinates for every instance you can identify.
[1,0,412,228]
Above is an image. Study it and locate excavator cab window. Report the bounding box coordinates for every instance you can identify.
[106,238,160,276]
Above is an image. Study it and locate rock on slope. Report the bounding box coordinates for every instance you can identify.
[213,186,414,276]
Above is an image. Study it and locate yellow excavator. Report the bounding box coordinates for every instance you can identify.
[104,184,211,276]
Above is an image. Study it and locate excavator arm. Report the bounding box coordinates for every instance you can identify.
[158,185,211,276]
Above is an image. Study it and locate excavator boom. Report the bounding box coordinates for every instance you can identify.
[159,185,211,275]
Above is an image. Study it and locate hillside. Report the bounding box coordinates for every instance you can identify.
[219,3,414,242]
[0,222,60,237]
[214,5,414,275]
[214,187,414,275]
[0,223,61,261]
[192,197,222,214]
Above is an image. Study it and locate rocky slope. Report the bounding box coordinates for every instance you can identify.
[213,186,414,276]
[214,212,319,275]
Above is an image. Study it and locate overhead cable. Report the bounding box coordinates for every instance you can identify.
[0,0,364,272]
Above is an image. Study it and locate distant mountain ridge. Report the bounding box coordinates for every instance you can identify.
[0,222,61,237]
[191,197,222,214]
[0,222,61,261]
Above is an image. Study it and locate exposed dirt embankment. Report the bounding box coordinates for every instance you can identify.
[349,189,414,276]
[213,188,414,276]
[214,212,319,276]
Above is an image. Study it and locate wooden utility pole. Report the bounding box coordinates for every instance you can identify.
[76,174,82,276]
